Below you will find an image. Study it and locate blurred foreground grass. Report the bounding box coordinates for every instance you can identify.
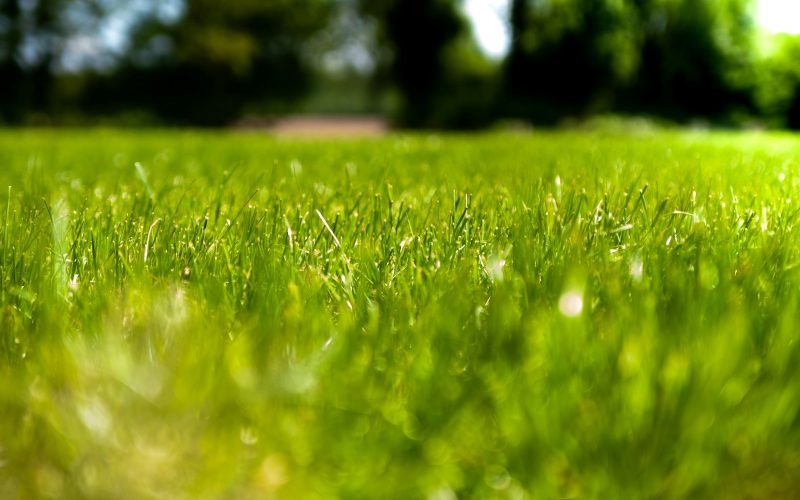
[1,129,800,498]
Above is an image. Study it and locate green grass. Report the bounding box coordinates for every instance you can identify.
[1,129,800,498]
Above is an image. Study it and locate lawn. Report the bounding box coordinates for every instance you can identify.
[1,129,800,498]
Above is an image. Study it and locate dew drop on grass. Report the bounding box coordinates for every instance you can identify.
[487,256,506,282]
[427,485,457,500]
[485,465,512,490]
[290,159,302,176]
[240,427,258,446]
[629,258,644,282]
[256,454,289,492]
[559,291,583,317]
[555,175,562,200]
[77,398,112,438]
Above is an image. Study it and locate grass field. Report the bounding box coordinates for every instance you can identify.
[1,129,800,498]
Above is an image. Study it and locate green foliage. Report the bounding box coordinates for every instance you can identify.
[84,0,334,124]
[626,0,756,117]
[0,0,105,121]
[2,0,800,128]
[507,0,640,117]
[2,130,800,497]
[359,0,495,129]
[755,34,800,129]
[506,0,757,122]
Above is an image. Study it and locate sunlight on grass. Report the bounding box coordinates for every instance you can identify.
[1,130,800,497]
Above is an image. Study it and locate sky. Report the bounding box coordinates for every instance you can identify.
[464,0,511,59]
[757,0,800,35]
[465,0,800,59]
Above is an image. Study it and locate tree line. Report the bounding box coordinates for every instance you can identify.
[1,0,799,128]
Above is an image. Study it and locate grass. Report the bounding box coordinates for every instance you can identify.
[1,129,800,498]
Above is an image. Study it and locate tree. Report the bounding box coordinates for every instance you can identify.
[623,0,755,119]
[503,0,756,123]
[788,85,800,130]
[93,0,334,125]
[0,0,72,121]
[0,0,24,121]
[359,0,479,128]
[1,0,110,123]
[754,34,800,129]
[504,0,639,123]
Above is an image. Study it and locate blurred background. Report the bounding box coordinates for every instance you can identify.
[1,0,799,129]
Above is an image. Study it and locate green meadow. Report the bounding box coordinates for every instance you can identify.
[1,129,800,498]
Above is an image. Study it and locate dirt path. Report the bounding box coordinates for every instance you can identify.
[237,115,389,137]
